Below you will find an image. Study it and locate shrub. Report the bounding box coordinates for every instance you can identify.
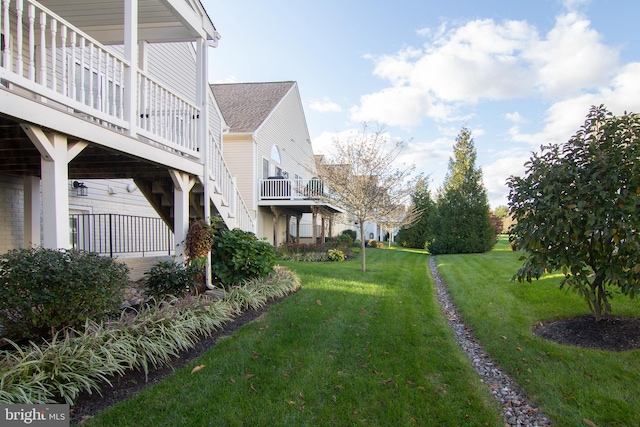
[336,234,353,248]
[276,242,333,262]
[328,249,346,262]
[145,260,197,299]
[367,239,381,248]
[0,248,129,341]
[340,229,357,241]
[211,228,276,287]
[0,266,301,405]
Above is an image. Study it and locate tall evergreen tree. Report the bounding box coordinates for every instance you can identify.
[428,127,496,254]
[396,175,435,249]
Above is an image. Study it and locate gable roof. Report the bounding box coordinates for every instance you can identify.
[211,82,296,133]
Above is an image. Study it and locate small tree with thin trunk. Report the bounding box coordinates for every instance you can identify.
[507,105,640,321]
[317,123,413,271]
[378,204,421,248]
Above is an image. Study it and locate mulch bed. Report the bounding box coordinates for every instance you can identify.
[533,314,640,352]
[68,300,277,424]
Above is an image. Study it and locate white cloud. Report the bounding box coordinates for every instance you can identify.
[311,129,359,157]
[309,97,343,113]
[349,86,434,127]
[509,62,640,147]
[525,13,618,97]
[505,112,525,123]
[353,11,620,127]
[482,153,531,207]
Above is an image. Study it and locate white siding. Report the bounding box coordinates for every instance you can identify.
[68,179,159,217]
[0,176,26,253]
[145,43,198,103]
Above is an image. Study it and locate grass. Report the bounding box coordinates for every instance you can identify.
[435,236,640,427]
[84,249,503,426]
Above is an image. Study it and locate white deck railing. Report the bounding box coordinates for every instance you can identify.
[137,70,200,154]
[1,0,254,232]
[260,178,325,200]
[0,0,199,155]
[207,128,254,232]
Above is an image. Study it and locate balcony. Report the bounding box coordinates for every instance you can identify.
[0,0,254,232]
[0,0,199,156]
[260,177,325,201]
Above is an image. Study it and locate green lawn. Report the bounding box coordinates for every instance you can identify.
[84,249,503,426]
[435,236,640,427]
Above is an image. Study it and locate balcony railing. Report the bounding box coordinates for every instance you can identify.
[69,214,173,257]
[1,1,130,128]
[1,0,255,233]
[260,178,325,201]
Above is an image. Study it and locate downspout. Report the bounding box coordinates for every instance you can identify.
[202,34,221,290]
[196,37,212,289]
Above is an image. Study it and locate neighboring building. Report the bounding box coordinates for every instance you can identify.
[211,82,342,246]
[0,0,253,265]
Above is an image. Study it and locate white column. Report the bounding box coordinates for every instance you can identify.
[169,170,195,263]
[123,0,138,136]
[21,125,71,249]
[23,176,41,247]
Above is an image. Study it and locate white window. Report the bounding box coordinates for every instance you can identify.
[271,145,281,164]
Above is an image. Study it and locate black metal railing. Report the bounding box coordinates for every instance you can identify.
[69,214,173,257]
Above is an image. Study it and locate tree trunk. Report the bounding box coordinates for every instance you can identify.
[588,276,608,322]
[360,221,366,272]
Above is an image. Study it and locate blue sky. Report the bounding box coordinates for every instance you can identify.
[202,0,640,208]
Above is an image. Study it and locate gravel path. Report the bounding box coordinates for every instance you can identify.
[429,256,553,427]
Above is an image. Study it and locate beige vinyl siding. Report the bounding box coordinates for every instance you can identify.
[255,85,316,181]
[222,137,256,213]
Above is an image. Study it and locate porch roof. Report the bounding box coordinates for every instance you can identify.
[38,0,219,43]
[258,199,343,215]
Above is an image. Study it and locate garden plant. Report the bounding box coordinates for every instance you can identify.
[508,105,640,321]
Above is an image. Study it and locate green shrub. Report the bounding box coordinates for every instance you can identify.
[340,229,357,241]
[145,260,197,299]
[336,234,353,248]
[211,228,275,287]
[0,248,129,341]
[276,243,332,262]
[328,249,346,262]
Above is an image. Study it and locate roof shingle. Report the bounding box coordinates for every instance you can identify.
[211,82,296,133]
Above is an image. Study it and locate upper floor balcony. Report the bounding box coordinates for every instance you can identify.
[1,0,208,157]
[260,177,325,201]
[0,0,254,232]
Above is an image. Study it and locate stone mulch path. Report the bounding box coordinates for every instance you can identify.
[429,257,553,427]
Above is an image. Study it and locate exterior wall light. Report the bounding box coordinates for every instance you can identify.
[72,181,88,196]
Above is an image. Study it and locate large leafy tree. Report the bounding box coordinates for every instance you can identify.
[508,105,640,321]
[428,127,496,254]
[317,123,413,271]
[396,175,435,249]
